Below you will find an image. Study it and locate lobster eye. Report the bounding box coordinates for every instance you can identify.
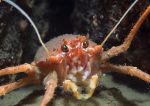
[82,41,89,48]
[61,45,69,52]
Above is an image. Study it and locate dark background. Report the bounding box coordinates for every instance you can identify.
[0,0,150,95]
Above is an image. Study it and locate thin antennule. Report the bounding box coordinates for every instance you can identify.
[3,0,50,56]
[101,0,139,46]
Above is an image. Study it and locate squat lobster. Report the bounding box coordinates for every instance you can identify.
[0,0,150,106]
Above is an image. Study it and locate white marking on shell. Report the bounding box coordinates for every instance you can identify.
[68,53,72,57]
[68,74,77,82]
[77,66,84,72]
[82,62,91,80]
[82,70,91,81]
[71,66,77,74]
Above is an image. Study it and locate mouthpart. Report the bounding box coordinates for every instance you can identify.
[63,74,99,100]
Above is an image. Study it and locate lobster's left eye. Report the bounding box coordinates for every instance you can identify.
[82,41,89,48]
[61,45,69,52]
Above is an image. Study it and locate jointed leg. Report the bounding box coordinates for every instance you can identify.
[40,71,58,106]
[0,63,41,96]
[0,77,39,96]
[101,5,150,62]
[0,63,34,76]
[100,63,150,82]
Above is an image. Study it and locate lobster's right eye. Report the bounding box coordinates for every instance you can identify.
[82,40,89,48]
[61,45,69,52]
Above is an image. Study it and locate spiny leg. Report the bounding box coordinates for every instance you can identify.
[101,5,150,62]
[0,77,39,96]
[100,63,150,82]
[0,63,34,76]
[0,63,41,96]
[40,71,58,106]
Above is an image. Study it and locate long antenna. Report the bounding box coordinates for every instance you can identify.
[101,0,139,46]
[3,0,50,56]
